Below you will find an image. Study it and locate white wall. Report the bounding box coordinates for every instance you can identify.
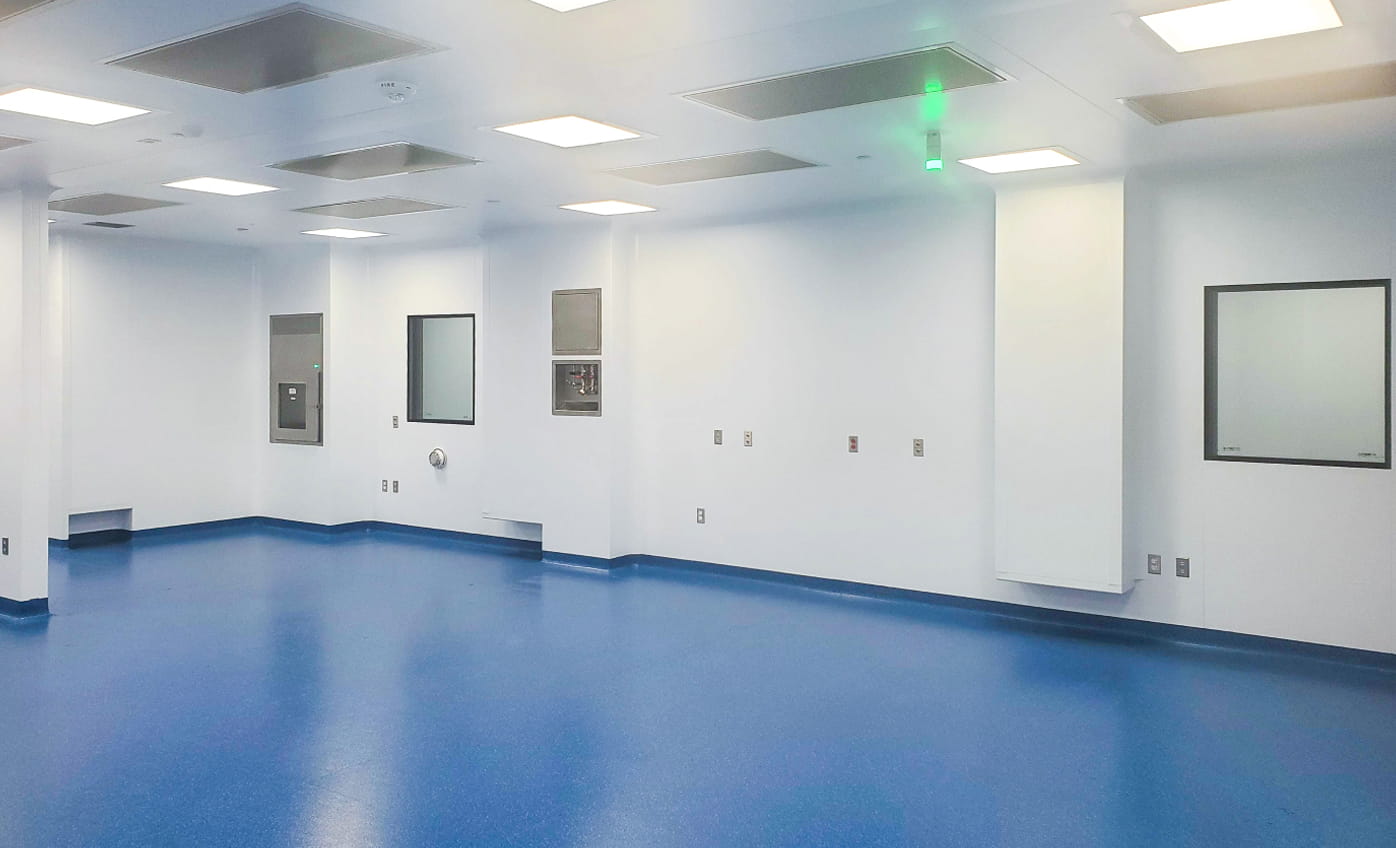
[55,233,259,534]
[995,182,1125,593]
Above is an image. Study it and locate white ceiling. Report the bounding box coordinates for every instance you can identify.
[2,0,1393,245]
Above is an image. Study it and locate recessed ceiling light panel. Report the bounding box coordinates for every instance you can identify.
[1140,0,1342,53]
[685,45,1005,121]
[526,0,616,9]
[269,142,479,180]
[294,197,455,219]
[302,228,386,239]
[560,201,656,216]
[0,88,150,125]
[164,177,279,196]
[49,193,181,215]
[607,150,819,185]
[494,116,642,148]
[107,6,438,94]
[958,148,1081,174]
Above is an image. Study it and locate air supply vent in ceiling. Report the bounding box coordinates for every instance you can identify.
[685,45,1005,120]
[84,222,135,229]
[106,5,439,94]
[0,135,31,151]
[49,194,182,215]
[269,142,479,180]
[608,150,819,185]
[1123,61,1396,124]
[0,0,59,24]
[294,197,455,218]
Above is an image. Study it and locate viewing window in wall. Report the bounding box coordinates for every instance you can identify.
[408,314,476,425]
[1205,279,1391,469]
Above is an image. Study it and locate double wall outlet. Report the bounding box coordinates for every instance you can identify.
[913,438,925,458]
[744,431,753,448]
[392,415,399,429]
[848,435,859,453]
[381,480,389,492]
[1,537,7,556]
[697,508,706,525]
[392,480,400,494]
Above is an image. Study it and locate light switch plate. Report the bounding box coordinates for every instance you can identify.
[913,438,925,458]
[714,429,723,446]
[1176,557,1190,578]
[1148,554,1162,575]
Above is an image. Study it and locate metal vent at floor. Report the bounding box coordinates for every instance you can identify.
[83,222,135,229]
[1124,61,1396,124]
[106,5,439,94]
[269,142,480,180]
[685,45,1005,120]
[0,0,59,23]
[608,150,819,185]
[294,197,455,218]
[0,135,31,151]
[49,194,182,215]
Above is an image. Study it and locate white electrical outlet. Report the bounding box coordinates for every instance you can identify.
[744,430,753,448]
[913,439,925,458]
[381,480,389,492]
[848,435,859,453]
[392,480,400,494]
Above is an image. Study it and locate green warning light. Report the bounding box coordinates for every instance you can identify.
[925,159,944,171]
[313,364,321,369]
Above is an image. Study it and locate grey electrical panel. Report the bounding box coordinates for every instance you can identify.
[552,288,602,355]
[553,361,602,416]
[270,314,324,444]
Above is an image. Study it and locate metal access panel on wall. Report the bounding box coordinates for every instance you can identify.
[552,288,602,355]
[553,361,602,416]
[270,314,324,445]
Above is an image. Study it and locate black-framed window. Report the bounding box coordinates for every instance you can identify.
[1205,279,1391,469]
[408,314,476,425]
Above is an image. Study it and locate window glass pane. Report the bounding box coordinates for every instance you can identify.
[410,315,474,423]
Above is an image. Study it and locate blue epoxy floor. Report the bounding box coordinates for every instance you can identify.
[3,528,1395,847]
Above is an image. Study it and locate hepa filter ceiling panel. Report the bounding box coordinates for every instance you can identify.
[294,197,455,218]
[607,150,819,185]
[49,194,182,215]
[685,45,1005,120]
[0,0,58,23]
[107,5,439,94]
[1124,61,1396,124]
[269,143,479,180]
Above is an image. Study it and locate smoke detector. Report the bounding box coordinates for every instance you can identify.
[379,81,419,104]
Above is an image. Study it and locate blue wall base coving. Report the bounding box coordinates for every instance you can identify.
[0,596,50,620]
[46,516,1396,671]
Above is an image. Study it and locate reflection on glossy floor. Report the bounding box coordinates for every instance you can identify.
[2,526,1394,847]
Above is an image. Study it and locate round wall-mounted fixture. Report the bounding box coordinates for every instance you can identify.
[428,448,447,469]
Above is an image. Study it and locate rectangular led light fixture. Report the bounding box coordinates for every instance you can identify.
[526,0,616,9]
[302,228,386,239]
[494,116,641,148]
[1140,0,1341,53]
[164,177,279,196]
[958,148,1081,174]
[0,87,150,125]
[560,201,656,216]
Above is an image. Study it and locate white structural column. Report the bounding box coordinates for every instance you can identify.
[0,186,53,611]
[994,181,1128,593]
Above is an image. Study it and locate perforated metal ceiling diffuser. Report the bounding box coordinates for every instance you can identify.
[0,135,31,152]
[294,197,455,218]
[49,194,182,215]
[685,45,1005,120]
[106,5,439,94]
[1123,61,1396,124]
[0,0,59,23]
[608,150,819,185]
[269,142,480,180]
